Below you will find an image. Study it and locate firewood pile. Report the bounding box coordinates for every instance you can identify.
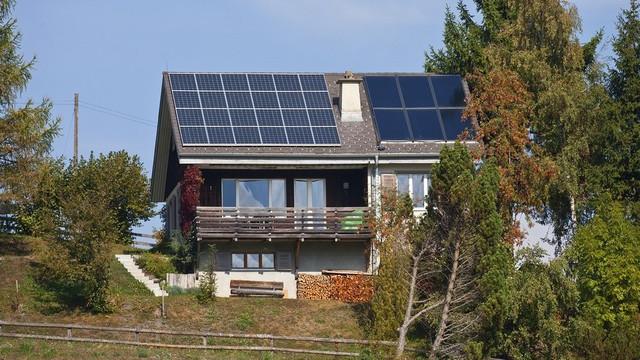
[329,274,373,303]
[297,274,331,300]
[297,273,374,303]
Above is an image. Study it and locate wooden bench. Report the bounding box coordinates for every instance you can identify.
[230,280,284,297]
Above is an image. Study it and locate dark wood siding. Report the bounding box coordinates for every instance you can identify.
[198,168,368,207]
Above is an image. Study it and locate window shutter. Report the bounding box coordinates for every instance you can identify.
[381,174,397,191]
[215,251,231,271]
[276,252,292,271]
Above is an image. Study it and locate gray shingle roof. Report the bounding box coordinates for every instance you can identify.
[162,72,461,160]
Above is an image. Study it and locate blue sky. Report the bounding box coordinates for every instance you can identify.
[14,0,630,238]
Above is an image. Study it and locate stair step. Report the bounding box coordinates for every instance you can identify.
[115,254,167,298]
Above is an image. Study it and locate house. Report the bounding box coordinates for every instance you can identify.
[150,71,471,298]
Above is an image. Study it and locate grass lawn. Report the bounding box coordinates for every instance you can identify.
[0,234,408,359]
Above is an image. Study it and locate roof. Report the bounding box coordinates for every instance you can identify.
[151,72,474,201]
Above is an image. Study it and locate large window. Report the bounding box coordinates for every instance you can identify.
[222,179,285,208]
[397,174,429,208]
[231,253,275,270]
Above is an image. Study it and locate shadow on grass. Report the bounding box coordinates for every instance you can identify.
[0,234,32,256]
[350,302,373,335]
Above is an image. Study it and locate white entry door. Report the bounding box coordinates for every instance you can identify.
[294,179,326,228]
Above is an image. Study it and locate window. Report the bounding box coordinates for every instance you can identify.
[294,179,326,208]
[222,179,286,208]
[231,253,276,270]
[397,174,429,208]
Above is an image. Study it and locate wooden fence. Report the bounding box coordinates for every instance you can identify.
[0,320,423,357]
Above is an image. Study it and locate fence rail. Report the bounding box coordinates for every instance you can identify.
[196,206,371,240]
[0,320,422,357]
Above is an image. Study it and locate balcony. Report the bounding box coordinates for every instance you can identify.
[196,207,372,241]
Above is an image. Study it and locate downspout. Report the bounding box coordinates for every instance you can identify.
[373,153,381,273]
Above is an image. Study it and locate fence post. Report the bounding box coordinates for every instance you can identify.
[202,336,207,346]
[66,327,72,338]
[135,329,139,342]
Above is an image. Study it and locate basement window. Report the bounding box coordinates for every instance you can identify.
[231,253,276,270]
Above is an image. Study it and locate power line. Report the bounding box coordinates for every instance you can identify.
[79,100,154,124]
[12,100,157,127]
[77,103,156,127]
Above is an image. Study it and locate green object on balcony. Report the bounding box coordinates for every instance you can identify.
[341,209,364,230]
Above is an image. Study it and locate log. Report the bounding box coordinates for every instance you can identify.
[230,288,284,297]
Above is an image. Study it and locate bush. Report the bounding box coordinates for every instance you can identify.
[33,188,116,313]
[135,253,176,280]
[195,244,217,304]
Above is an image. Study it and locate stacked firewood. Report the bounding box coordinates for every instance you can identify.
[297,274,332,300]
[329,274,374,303]
[297,273,374,303]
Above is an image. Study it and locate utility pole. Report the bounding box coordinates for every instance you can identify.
[73,93,79,163]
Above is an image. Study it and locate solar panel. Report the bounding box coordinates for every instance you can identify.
[169,73,339,145]
[199,92,227,108]
[170,74,197,90]
[176,109,204,126]
[195,74,222,91]
[364,74,469,142]
[203,109,230,126]
[260,126,287,144]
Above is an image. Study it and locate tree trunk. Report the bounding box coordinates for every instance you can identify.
[429,238,461,360]
[395,255,419,359]
[570,195,577,226]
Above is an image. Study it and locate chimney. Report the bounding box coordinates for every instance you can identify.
[337,70,363,122]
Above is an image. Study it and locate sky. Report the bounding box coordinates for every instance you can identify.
[14,0,630,250]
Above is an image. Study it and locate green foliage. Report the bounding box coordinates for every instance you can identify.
[20,151,149,312]
[91,151,154,243]
[32,180,117,313]
[480,248,576,359]
[571,315,640,359]
[0,0,60,215]
[608,0,640,219]
[235,311,256,331]
[568,197,640,327]
[424,1,485,75]
[424,143,509,357]
[135,252,175,280]
[369,192,412,340]
[196,244,217,304]
[20,151,153,244]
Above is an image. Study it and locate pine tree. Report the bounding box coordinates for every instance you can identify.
[424,143,508,358]
[609,0,640,218]
[0,0,59,220]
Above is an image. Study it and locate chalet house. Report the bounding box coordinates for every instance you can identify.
[151,71,470,298]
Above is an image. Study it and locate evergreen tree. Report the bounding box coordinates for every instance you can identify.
[426,0,614,249]
[568,197,640,328]
[424,143,508,358]
[0,0,59,219]
[609,0,640,219]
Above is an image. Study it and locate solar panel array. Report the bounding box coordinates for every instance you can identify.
[168,73,340,146]
[363,75,471,141]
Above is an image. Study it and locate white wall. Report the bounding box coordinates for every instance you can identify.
[208,271,297,299]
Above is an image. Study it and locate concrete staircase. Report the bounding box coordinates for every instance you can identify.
[115,254,167,297]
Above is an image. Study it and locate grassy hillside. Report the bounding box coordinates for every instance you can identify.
[0,234,391,359]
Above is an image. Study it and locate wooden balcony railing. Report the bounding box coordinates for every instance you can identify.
[196,207,372,241]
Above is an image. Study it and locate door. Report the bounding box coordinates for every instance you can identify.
[294,179,326,229]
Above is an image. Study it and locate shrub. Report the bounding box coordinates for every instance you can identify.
[135,253,176,280]
[33,186,116,313]
[195,244,217,304]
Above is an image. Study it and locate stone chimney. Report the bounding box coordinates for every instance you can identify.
[337,70,363,122]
